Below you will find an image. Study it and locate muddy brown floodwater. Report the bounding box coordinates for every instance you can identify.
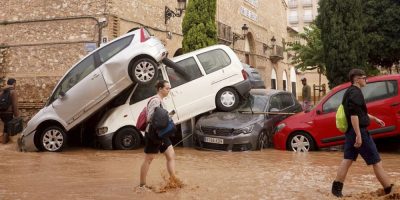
[0,142,399,200]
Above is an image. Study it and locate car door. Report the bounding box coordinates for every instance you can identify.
[313,88,347,143]
[196,48,238,94]
[362,80,399,135]
[51,54,109,125]
[164,57,206,122]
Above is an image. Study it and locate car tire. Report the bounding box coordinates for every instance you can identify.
[40,126,67,152]
[130,57,159,85]
[114,127,141,150]
[216,87,240,112]
[256,132,268,150]
[287,132,316,152]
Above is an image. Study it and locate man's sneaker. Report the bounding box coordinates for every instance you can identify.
[331,181,344,197]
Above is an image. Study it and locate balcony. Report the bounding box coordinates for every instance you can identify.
[217,21,232,45]
[288,0,297,8]
[270,45,284,63]
[288,15,299,24]
[302,0,312,7]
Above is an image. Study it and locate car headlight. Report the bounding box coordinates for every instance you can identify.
[274,123,286,133]
[233,125,254,135]
[96,127,108,136]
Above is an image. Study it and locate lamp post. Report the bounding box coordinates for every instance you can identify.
[165,0,187,24]
[232,24,249,48]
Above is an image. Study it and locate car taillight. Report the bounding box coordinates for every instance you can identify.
[242,69,248,80]
[140,28,150,43]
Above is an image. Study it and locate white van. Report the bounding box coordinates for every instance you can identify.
[95,45,251,150]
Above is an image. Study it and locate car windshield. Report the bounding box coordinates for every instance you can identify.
[236,95,267,113]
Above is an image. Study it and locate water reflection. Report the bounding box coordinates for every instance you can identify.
[0,145,399,200]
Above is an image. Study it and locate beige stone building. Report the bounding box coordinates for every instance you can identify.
[1,0,300,120]
[287,0,319,32]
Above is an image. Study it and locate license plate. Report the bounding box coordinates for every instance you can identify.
[204,137,223,144]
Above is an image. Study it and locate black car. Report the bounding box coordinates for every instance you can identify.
[194,89,302,151]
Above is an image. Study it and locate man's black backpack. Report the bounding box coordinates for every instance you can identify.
[0,89,11,111]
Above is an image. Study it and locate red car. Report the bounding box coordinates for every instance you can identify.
[274,74,400,152]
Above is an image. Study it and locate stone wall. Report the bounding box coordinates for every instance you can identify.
[1,0,106,120]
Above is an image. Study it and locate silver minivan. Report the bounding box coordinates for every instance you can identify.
[19,28,167,152]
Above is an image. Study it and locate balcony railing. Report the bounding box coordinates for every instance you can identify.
[270,45,284,63]
[302,0,312,7]
[217,21,232,45]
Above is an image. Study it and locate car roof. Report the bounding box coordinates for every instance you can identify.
[250,89,291,96]
[171,44,232,61]
[331,74,400,91]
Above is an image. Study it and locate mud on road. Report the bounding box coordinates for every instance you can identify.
[0,141,399,200]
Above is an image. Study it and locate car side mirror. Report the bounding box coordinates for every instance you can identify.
[58,91,66,99]
[316,110,322,115]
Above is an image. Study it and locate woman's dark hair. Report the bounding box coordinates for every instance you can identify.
[155,80,169,91]
[348,68,366,84]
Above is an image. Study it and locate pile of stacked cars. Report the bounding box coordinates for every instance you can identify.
[19,30,252,152]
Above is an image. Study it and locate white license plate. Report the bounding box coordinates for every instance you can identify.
[204,137,223,144]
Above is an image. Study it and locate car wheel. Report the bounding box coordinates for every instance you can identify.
[256,132,268,150]
[288,132,315,152]
[216,87,240,112]
[130,58,159,85]
[40,126,67,152]
[114,127,141,150]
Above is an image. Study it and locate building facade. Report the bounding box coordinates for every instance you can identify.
[1,0,299,119]
[287,0,319,32]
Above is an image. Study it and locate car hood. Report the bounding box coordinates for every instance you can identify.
[281,111,310,124]
[197,112,263,129]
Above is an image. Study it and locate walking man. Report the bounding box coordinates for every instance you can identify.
[331,69,394,197]
[0,78,19,144]
[139,80,180,190]
[301,77,312,111]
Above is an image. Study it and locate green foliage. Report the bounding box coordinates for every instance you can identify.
[181,0,217,53]
[286,23,325,75]
[317,0,368,89]
[364,0,400,69]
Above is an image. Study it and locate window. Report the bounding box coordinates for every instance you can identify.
[322,89,347,113]
[288,0,297,8]
[362,81,398,103]
[289,10,298,23]
[271,79,277,89]
[280,94,295,109]
[303,9,313,22]
[283,80,287,91]
[166,57,203,88]
[197,49,231,74]
[269,95,282,111]
[51,54,96,102]
[98,35,133,63]
[129,69,163,104]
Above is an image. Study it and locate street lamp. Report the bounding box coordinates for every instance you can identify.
[232,24,249,48]
[165,0,187,24]
[263,36,277,53]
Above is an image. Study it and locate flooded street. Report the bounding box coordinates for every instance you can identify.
[0,141,399,200]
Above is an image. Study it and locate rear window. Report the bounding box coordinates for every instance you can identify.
[197,49,231,74]
[98,35,133,63]
[362,80,398,103]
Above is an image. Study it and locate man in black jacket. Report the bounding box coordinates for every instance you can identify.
[331,69,394,197]
[0,78,19,144]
